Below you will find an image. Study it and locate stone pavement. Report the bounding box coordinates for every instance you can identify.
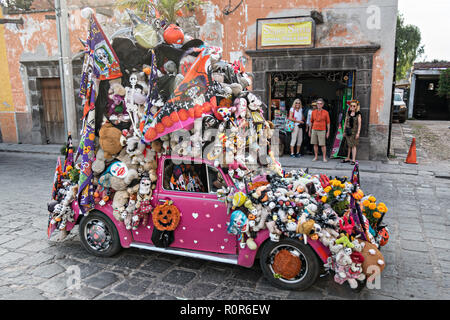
[0,151,449,300]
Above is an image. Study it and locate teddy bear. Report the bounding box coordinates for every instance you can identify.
[92,148,107,175]
[356,239,386,277]
[112,190,130,222]
[266,220,282,242]
[99,121,127,159]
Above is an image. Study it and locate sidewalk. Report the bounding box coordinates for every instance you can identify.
[0,143,62,155]
[1,142,449,179]
[278,154,450,179]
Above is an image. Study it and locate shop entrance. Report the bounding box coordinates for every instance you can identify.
[268,71,355,157]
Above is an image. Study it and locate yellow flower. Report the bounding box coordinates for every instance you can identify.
[369,203,377,210]
[378,204,388,213]
[368,196,376,202]
[321,196,328,203]
[373,212,382,219]
[363,200,370,207]
[333,180,341,187]
[324,186,332,193]
[334,190,342,197]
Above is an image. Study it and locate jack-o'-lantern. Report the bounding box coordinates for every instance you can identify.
[163,24,184,45]
[152,201,180,231]
[378,227,389,246]
[272,249,302,279]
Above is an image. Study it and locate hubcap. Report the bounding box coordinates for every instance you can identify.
[267,244,308,284]
[85,219,112,252]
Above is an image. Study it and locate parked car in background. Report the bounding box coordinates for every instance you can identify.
[393,92,407,123]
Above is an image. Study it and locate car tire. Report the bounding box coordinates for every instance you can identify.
[79,211,122,257]
[259,238,320,291]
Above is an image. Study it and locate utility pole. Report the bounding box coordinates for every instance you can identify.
[55,0,78,143]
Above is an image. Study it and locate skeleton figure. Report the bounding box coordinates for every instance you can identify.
[125,73,141,136]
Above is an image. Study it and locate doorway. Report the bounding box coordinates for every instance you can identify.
[268,71,355,156]
[40,78,65,144]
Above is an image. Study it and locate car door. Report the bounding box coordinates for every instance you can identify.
[156,158,237,254]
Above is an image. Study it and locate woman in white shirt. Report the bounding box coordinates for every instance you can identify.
[288,99,305,157]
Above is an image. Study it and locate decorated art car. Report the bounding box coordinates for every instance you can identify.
[47,8,390,291]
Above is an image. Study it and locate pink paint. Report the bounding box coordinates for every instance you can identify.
[238,229,270,267]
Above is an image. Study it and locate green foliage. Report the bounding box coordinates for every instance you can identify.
[395,14,424,81]
[68,167,80,184]
[0,0,34,10]
[437,68,450,98]
[115,0,205,23]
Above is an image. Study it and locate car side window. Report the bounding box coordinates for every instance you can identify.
[207,166,227,193]
[163,159,208,193]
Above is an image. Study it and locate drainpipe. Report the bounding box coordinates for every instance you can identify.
[55,0,78,143]
[408,73,416,119]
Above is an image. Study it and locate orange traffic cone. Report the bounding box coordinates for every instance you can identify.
[405,138,418,164]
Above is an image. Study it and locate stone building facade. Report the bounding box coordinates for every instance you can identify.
[0,0,397,160]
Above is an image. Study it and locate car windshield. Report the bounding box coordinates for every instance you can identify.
[394,93,403,102]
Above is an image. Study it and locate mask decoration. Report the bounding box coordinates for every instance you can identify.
[139,175,151,195]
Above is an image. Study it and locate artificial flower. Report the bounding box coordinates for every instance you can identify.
[369,203,377,210]
[334,190,342,197]
[373,211,382,219]
[363,199,370,207]
[321,196,328,203]
[368,196,376,202]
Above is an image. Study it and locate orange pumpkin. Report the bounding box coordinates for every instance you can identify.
[163,24,184,45]
[152,201,181,231]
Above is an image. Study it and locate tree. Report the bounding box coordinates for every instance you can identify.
[0,0,34,10]
[437,68,450,98]
[395,14,424,81]
[115,0,205,23]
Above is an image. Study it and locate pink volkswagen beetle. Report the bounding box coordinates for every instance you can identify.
[65,154,331,291]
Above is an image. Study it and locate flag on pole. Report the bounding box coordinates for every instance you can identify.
[77,13,122,214]
[79,13,122,118]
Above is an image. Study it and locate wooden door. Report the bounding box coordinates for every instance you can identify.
[41,78,65,144]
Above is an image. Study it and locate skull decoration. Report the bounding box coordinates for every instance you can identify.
[95,47,110,66]
[139,174,152,195]
[129,73,138,87]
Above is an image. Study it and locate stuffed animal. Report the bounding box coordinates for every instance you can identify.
[356,239,386,276]
[92,148,107,175]
[112,190,130,221]
[99,122,126,159]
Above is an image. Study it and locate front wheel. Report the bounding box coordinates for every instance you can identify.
[259,238,320,291]
[79,211,122,257]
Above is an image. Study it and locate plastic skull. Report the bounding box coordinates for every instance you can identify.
[129,73,138,87]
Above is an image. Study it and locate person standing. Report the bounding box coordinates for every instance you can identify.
[309,98,330,162]
[304,101,317,155]
[342,100,362,165]
[288,99,305,157]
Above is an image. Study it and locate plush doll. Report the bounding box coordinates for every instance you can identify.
[131,175,152,230]
[112,190,130,221]
[266,220,282,242]
[99,121,127,159]
[356,239,386,276]
[108,148,140,191]
[92,148,107,175]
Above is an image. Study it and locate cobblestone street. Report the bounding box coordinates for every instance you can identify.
[0,151,449,300]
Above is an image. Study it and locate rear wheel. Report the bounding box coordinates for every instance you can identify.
[79,211,122,257]
[259,238,320,290]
